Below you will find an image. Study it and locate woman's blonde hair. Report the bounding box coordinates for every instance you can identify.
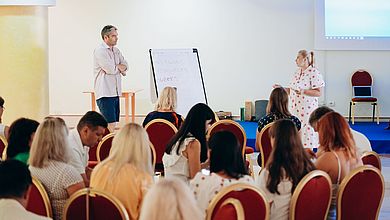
[298,50,315,67]
[95,123,153,178]
[139,178,202,220]
[29,117,70,168]
[155,87,177,111]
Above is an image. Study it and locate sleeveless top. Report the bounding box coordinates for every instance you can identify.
[162,136,196,183]
[328,151,341,220]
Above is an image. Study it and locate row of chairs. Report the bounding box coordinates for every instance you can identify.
[25,164,384,220]
[207,165,384,220]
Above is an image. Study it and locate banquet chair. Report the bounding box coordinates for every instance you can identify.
[0,136,7,160]
[26,177,53,218]
[206,120,254,175]
[212,198,245,220]
[361,151,381,171]
[63,188,129,220]
[145,119,178,173]
[88,128,110,168]
[348,70,379,124]
[336,166,384,220]
[96,133,115,162]
[206,183,269,220]
[289,170,332,220]
[256,122,274,169]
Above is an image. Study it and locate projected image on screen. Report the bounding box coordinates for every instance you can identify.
[315,0,390,50]
[325,0,390,38]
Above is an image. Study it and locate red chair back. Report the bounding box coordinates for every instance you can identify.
[206,183,269,220]
[26,177,53,218]
[337,166,384,220]
[351,70,372,86]
[258,123,273,167]
[96,133,115,162]
[290,170,332,220]
[145,119,177,172]
[89,128,110,162]
[213,198,244,220]
[361,151,381,170]
[207,120,246,157]
[64,188,129,220]
[0,136,7,160]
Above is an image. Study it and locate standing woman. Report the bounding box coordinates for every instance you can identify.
[277,50,325,149]
[163,103,215,183]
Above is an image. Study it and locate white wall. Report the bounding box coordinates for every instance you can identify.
[48,0,390,118]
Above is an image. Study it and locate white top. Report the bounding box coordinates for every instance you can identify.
[68,129,89,175]
[162,136,195,183]
[0,199,52,220]
[190,172,255,215]
[257,169,293,220]
[0,124,5,138]
[351,129,372,155]
[93,42,128,100]
[29,160,83,220]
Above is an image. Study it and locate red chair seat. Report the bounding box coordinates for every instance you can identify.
[351,97,377,102]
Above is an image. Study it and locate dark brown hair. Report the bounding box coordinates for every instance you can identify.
[266,119,315,194]
[266,87,291,118]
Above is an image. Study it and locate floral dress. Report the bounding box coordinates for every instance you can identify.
[289,66,325,149]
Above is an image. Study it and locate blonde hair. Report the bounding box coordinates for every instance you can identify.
[139,178,202,220]
[29,117,70,168]
[155,87,177,111]
[95,123,153,178]
[298,50,315,67]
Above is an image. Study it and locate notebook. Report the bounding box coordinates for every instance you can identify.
[353,86,372,98]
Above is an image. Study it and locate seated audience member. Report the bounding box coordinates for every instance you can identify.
[29,117,85,220]
[139,178,202,220]
[190,131,254,214]
[68,111,107,186]
[0,160,51,220]
[255,87,301,151]
[315,112,363,218]
[142,86,183,128]
[257,119,315,220]
[6,118,39,164]
[308,106,372,156]
[0,96,10,139]
[163,103,215,183]
[90,123,153,220]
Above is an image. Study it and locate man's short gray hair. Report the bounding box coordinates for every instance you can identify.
[101,25,117,40]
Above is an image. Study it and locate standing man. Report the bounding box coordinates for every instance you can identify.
[94,25,128,132]
[68,111,108,186]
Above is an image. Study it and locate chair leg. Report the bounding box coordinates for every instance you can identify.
[376,103,380,124]
[352,102,355,124]
[372,103,376,122]
[349,101,352,123]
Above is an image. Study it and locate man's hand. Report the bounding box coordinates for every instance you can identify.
[117,64,127,74]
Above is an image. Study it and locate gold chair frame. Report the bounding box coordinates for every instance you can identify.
[217,198,245,220]
[63,188,130,220]
[361,151,381,170]
[206,183,270,220]
[336,166,384,220]
[257,122,274,168]
[0,136,8,160]
[289,170,332,220]
[30,177,53,218]
[96,133,115,162]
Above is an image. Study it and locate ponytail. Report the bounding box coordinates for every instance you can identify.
[309,51,314,67]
